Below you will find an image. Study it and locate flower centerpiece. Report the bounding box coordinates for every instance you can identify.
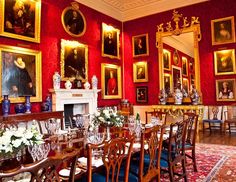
[91,108,124,129]
[0,125,43,159]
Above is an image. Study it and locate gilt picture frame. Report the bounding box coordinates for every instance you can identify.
[61,2,86,37]
[136,86,148,103]
[216,79,236,101]
[211,16,235,45]
[0,45,42,103]
[101,63,121,99]
[0,0,41,43]
[60,39,88,82]
[132,33,149,57]
[133,61,148,83]
[164,73,172,93]
[182,57,188,76]
[172,66,182,89]
[163,49,171,70]
[214,49,235,75]
[102,23,120,59]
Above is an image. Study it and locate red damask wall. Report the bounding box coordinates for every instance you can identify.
[123,0,236,105]
[0,0,122,114]
[1,0,236,115]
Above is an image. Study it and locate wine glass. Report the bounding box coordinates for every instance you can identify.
[128,115,136,134]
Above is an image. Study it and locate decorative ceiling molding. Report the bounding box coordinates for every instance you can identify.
[76,0,209,22]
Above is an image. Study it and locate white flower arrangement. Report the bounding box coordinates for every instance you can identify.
[0,125,43,155]
[91,108,124,129]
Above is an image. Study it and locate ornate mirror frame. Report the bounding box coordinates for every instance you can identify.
[156,10,201,92]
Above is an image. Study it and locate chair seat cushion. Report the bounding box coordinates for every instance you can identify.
[203,119,222,123]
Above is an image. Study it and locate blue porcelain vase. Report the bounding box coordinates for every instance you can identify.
[15,104,25,114]
[25,95,31,113]
[2,95,10,116]
[41,102,49,112]
[45,95,52,111]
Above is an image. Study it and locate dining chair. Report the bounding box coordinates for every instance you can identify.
[145,110,167,125]
[202,106,223,134]
[183,112,199,172]
[130,125,165,182]
[160,120,188,182]
[86,134,135,182]
[224,105,236,134]
[0,149,81,182]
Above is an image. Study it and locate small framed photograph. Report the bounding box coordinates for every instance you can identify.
[136,86,148,103]
[60,39,88,81]
[182,57,188,76]
[214,49,235,75]
[164,73,172,93]
[211,16,235,45]
[102,23,120,59]
[0,45,42,103]
[132,34,149,57]
[61,2,86,37]
[216,79,236,101]
[172,66,182,89]
[101,63,122,99]
[0,0,41,43]
[183,78,189,92]
[163,49,171,70]
[133,61,148,83]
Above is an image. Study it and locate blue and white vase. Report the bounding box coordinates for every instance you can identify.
[2,95,10,116]
[45,95,52,111]
[91,75,98,89]
[25,95,31,113]
[53,72,61,89]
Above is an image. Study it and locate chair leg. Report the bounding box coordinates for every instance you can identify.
[192,148,197,172]
[168,164,174,182]
[182,158,188,182]
[229,123,231,134]
[209,122,212,133]
[203,122,205,133]
[224,122,227,134]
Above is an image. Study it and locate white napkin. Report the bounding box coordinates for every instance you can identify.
[145,123,153,128]
[59,168,81,177]
[78,157,103,167]
[57,129,68,135]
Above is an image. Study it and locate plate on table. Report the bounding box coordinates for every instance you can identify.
[59,168,81,177]
[57,130,68,135]
[78,157,103,168]
[145,123,153,128]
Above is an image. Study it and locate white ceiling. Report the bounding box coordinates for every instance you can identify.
[76,0,208,21]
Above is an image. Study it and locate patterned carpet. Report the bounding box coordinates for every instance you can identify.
[161,143,236,182]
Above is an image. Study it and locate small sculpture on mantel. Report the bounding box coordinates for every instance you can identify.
[158,89,168,105]
[174,88,183,105]
[182,88,188,98]
[190,85,200,105]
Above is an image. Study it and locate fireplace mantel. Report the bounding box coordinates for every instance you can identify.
[49,89,101,115]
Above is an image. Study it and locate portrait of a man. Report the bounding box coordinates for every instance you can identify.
[214,49,235,75]
[132,34,149,57]
[101,63,121,99]
[163,49,170,70]
[136,87,148,103]
[172,66,182,89]
[60,39,88,81]
[133,61,148,83]
[164,74,171,95]
[102,23,120,59]
[211,16,235,45]
[62,6,86,37]
[216,79,236,101]
[1,0,41,43]
[182,57,188,76]
[2,52,35,97]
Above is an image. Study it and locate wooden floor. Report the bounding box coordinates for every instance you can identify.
[197,130,236,146]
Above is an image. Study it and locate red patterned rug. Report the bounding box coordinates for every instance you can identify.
[161,143,236,182]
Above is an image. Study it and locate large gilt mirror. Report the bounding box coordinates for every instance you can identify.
[156,10,201,95]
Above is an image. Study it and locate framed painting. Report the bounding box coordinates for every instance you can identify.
[163,49,171,70]
[61,2,86,37]
[60,39,88,82]
[214,49,235,75]
[101,63,121,99]
[136,86,148,103]
[172,66,182,89]
[133,61,148,83]
[182,78,189,92]
[0,45,42,103]
[182,57,188,76]
[173,49,180,66]
[190,74,195,86]
[211,16,235,45]
[164,73,172,94]
[0,0,41,43]
[216,79,236,101]
[102,23,120,59]
[132,33,149,57]
[189,58,194,72]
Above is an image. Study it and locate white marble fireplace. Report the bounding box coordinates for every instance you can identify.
[49,89,100,128]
